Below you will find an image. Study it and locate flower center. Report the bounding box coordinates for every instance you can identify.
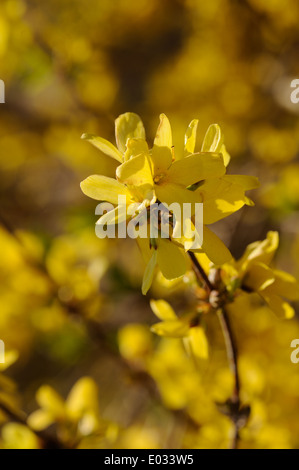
[153,173,166,184]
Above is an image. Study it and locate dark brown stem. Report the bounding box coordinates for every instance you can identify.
[217,307,240,402]
[188,252,214,293]
[0,401,64,449]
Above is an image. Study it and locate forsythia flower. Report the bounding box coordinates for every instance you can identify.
[80,113,259,294]
[1,424,40,449]
[150,299,209,360]
[222,231,299,318]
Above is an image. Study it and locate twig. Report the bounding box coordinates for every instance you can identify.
[217,307,240,403]
[188,252,214,293]
[217,307,241,449]
[0,401,65,449]
[188,253,244,449]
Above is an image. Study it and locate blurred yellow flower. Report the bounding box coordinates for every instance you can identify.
[1,423,40,450]
[28,377,103,440]
[150,299,208,360]
[223,231,299,318]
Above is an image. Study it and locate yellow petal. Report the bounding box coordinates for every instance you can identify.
[172,218,203,251]
[27,410,54,431]
[154,113,172,149]
[201,124,223,153]
[2,423,40,449]
[166,152,226,187]
[96,205,128,226]
[220,144,231,166]
[223,175,260,190]
[142,250,158,295]
[116,154,153,190]
[115,112,145,153]
[199,175,259,224]
[81,134,123,163]
[265,269,299,300]
[124,138,149,162]
[237,231,279,271]
[202,181,253,224]
[151,320,189,338]
[184,119,198,157]
[118,324,153,360]
[186,326,209,359]
[136,230,152,263]
[80,175,130,204]
[243,262,275,292]
[262,294,295,319]
[36,385,65,417]
[0,350,18,371]
[201,226,232,265]
[150,299,177,321]
[66,377,99,418]
[195,252,212,273]
[151,114,173,174]
[155,183,202,208]
[203,201,244,225]
[157,239,187,279]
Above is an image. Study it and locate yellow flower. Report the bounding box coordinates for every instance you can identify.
[222,231,299,318]
[28,377,102,439]
[1,423,40,449]
[150,299,209,360]
[80,113,259,294]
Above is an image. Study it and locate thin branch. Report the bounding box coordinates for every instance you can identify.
[217,307,240,403]
[188,252,214,293]
[217,307,241,449]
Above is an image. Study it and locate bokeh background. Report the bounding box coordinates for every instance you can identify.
[1,0,299,449]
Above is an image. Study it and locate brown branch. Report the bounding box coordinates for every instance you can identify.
[188,253,246,449]
[217,307,242,449]
[188,252,214,293]
[217,307,240,403]
[0,401,65,449]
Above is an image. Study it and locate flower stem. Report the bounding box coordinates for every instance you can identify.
[0,401,64,449]
[217,307,240,402]
[188,252,243,449]
[188,252,214,293]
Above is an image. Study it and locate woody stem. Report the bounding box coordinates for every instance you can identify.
[188,252,214,293]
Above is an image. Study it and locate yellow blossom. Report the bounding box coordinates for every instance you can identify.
[80,113,259,294]
[150,299,209,360]
[222,231,299,318]
[28,377,103,440]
